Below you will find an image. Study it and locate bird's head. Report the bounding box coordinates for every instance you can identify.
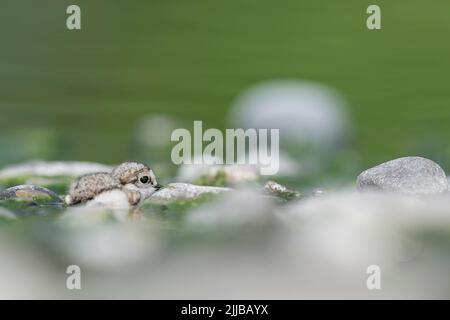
[112,162,163,203]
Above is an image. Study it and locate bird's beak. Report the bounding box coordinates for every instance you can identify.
[155,184,164,191]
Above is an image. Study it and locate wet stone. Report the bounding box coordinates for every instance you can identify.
[0,185,63,204]
[263,180,300,201]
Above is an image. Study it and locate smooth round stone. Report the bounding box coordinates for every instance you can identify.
[357,157,448,195]
[0,185,62,203]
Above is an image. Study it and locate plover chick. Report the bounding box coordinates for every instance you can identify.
[65,162,162,208]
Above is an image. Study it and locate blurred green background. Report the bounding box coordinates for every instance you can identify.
[1,0,450,171]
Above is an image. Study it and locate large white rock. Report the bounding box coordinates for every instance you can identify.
[357,157,448,195]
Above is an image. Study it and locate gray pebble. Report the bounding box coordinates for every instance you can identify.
[357,157,447,195]
[0,185,62,203]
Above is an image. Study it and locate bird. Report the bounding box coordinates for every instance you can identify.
[64,162,162,208]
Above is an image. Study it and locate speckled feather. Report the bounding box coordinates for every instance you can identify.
[112,162,150,184]
[67,173,121,204]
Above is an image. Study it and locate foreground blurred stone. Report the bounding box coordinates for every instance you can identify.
[187,188,276,230]
[52,223,163,271]
[282,192,427,268]
[357,156,448,195]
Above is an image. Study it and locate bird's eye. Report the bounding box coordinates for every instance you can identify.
[140,176,150,184]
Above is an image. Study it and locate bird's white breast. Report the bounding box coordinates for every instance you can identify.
[85,189,131,209]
